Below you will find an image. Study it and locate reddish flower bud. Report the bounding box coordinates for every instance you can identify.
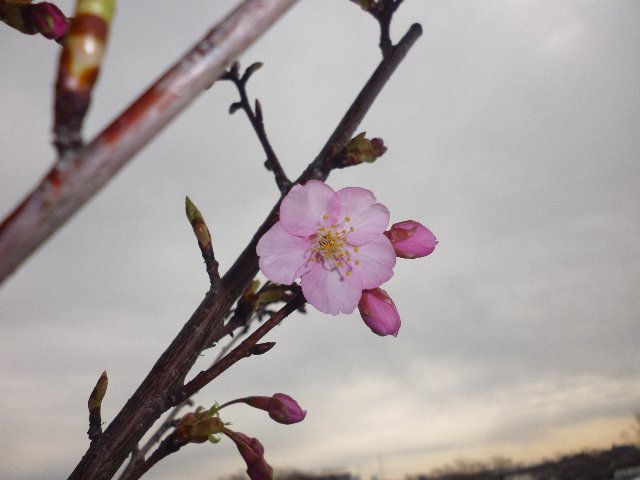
[23,3,68,39]
[225,430,273,480]
[358,288,401,337]
[267,393,307,424]
[385,220,437,259]
[238,393,307,425]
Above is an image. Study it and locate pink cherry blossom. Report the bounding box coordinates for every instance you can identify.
[257,180,396,315]
[358,288,401,337]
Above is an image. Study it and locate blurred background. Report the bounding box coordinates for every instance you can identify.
[1,1,639,479]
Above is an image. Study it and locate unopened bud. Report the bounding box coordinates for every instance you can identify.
[175,406,224,444]
[385,220,437,259]
[266,393,306,424]
[0,1,68,39]
[224,429,273,480]
[236,393,307,425]
[185,196,212,247]
[23,2,68,39]
[358,288,401,337]
[189,416,224,443]
[341,132,387,166]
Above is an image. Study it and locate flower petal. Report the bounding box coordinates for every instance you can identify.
[257,223,313,284]
[280,180,341,236]
[338,187,390,246]
[351,235,396,290]
[301,262,363,315]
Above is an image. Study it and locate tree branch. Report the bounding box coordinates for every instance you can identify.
[117,398,193,480]
[66,19,421,480]
[0,0,298,286]
[223,62,291,192]
[179,292,305,401]
[302,22,422,180]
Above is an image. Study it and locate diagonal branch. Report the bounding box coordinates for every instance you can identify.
[179,292,305,400]
[302,22,422,179]
[66,19,422,480]
[116,398,193,480]
[0,0,298,286]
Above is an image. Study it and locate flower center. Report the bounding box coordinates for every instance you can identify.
[309,216,360,276]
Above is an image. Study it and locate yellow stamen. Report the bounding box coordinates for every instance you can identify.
[310,216,363,276]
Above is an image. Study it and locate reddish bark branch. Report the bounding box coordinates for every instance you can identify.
[0,0,297,286]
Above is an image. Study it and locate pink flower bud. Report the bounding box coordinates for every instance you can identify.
[385,220,437,259]
[225,430,273,480]
[23,3,68,39]
[358,288,401,337]
[239,393,307,424]
[267,393,307,424]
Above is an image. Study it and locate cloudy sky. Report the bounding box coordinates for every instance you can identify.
[1,1,639,479]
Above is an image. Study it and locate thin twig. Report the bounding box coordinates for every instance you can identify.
[117,399,193,480]
[121,434,183,480]
[212,322,248,361]
[208,281,302,350]
[303,22,423,180]
[178,292,305,400]
[66,20,421,480]
[223,63,291,192]
[125,280,290,474]
[0,0,298,286]
[352,0,405,57]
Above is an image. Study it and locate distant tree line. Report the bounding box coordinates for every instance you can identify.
[407,444,640,480]
[219,444,640,480]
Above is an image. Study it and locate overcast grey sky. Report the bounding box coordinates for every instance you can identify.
[1,1,639,479]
